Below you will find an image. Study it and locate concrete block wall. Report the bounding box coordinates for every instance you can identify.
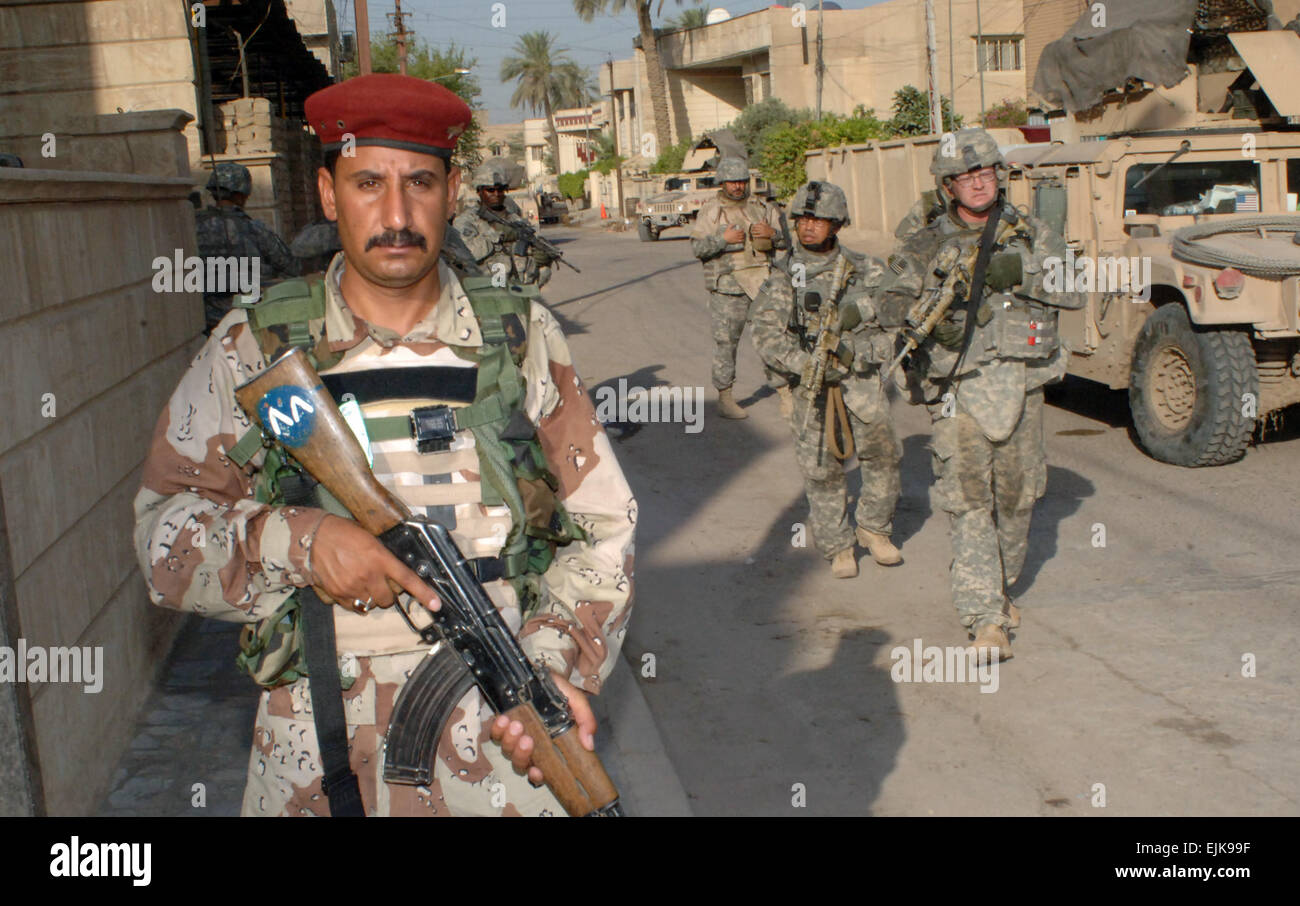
[0,166,202,815]
[201,97,322,238]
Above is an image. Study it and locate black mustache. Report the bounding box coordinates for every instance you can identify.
[366,229,427,251]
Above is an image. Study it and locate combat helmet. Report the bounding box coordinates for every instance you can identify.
[471,160,511,189]
[206,162,252,198]
[790,180,850,226]
[715,156,750,182]
[930,128,1004,180]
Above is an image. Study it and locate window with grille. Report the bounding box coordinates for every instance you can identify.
[977,36,1022,72]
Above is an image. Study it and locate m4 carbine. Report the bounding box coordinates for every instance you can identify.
[235,348,621,817]
[477,203,580,273]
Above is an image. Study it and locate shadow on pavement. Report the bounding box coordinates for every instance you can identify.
[1012,464,1095,596]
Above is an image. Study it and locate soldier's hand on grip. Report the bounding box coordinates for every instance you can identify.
[308,514,440,614]
[490,673,597,785]
[723,225,745,243]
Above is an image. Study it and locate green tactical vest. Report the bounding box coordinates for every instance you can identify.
[227,273,587,688]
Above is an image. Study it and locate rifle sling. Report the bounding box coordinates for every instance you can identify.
[927,199,1005,405]
[282,476,365,818]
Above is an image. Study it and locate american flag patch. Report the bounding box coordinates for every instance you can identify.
[1235,192,1260,212]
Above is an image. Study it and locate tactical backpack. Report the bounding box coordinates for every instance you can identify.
[227,273,587,688]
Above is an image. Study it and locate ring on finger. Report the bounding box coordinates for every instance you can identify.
[354,596,374,613]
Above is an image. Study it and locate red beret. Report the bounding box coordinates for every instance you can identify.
[304,74,472,159]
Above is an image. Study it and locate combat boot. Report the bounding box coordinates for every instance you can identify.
[855,527,902,566]
[830,547,858,578]
[776,384,794,418]
[972,623,1013,662]
[1006,602,1021,629]
[717,387,747,419]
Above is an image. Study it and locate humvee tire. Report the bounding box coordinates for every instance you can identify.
[1128,303,1258,467]
[638,220,660,242]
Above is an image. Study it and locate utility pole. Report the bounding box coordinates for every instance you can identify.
[390,0,412,75]
[976,0,986,121]
[355,0,372,75]
[607,57,624,217]
[925,0,941,135]
[948,0,955,125]
[815,0,825,119]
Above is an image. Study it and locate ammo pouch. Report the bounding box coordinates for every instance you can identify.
[990,301,1058,360]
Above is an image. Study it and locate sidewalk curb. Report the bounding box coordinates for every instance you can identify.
[592,655,693,817]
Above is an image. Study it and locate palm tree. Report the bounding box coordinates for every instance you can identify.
[500,32,579,176]
[666,6,710,30]
[572,0,702,163]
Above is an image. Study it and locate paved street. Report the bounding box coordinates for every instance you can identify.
[101,222,1299,817]
[544,222,1300,817]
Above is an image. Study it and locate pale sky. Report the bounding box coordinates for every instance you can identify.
[336,1,867,124]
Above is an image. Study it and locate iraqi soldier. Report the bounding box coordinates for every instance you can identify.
[454,160,556,289]
[751,180,902,578]
[880,128,1083,659]
[194,162,300,332]
[134,74,637,816]
[691,156,792,419]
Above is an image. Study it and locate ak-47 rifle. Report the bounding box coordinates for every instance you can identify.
[882,210,1021,383]
[478,203,581,273]
[234,348,621,817]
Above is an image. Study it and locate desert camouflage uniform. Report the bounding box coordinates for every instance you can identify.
[454,199,553,289]
[691,190,789,391]
[195,206,300,331]
[752,243,901,559]
[133,254,637,816]
[882,201,1082,630]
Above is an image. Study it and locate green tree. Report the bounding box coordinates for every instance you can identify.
[664,6,710,29]
[573,1,703,161]
[341,37,484,170]
[886,85,962,137]
[501,32,579,176]
[727,98,813,158]
[983,97,1028,128]
[650,135,693,173]
[758,112,890,197]
[558,169,590,200]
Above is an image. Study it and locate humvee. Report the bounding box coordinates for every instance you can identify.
[634,169,773,241]
[996,15,1300,467]
[1005,132,1300,467]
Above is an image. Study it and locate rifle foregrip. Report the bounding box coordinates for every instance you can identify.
[504,702,622,817]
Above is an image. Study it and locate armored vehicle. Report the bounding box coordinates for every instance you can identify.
[634,169,773,241]
[1002,10,1300,466]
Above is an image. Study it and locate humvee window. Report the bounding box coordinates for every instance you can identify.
[696,176,717,189]
[664,177,688,191]
[1123,160,1260,216]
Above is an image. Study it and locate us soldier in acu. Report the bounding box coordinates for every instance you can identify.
[691,156,792,419]
[194,162,300,332]
[454,160,556,290]
[134,74,637,816]
[880,128,1083,659]
[751,181,902,578]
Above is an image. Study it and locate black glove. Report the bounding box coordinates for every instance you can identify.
[824,339,854,384]
[498,223,518,244]
[985,252,1023,292]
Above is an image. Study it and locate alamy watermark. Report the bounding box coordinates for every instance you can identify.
[593,378,704,434]
[1043,250,1151,301]
[890,638,1000,693]
[151,249,260,296]
[0,639,103,693]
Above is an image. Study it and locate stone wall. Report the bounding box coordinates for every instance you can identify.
[0,157,201,814]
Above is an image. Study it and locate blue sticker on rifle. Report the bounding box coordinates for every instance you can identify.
[258,386,317,448]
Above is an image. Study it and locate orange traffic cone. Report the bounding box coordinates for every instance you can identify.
[600,203,607,219]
